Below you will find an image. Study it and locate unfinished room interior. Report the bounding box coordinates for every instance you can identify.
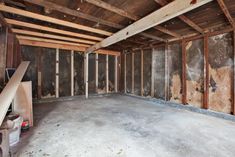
[2,0,235,156]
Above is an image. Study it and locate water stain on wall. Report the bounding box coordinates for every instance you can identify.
[134,50,141,95]
[143,49,152,97]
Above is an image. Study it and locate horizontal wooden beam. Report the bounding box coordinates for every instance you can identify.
[155,0,204,33]
[86,0,212,52]
[19,39,120,56]
[17,35,90,47]
[0,61,29,125]
[85,0,180,38]
[5,18,103,41]
[12,29,96,45]
[0,4,112,36]
[217,0,235,28]
[23,0,123,29]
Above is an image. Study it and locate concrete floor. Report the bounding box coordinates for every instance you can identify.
[12,95,235,157]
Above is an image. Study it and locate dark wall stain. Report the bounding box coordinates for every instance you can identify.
[41,48,56,98]
[0,27,7,89]
[89,53,96,94]
[108,55,115,92]
[134,50,141,95]
[153,46,165,100]
[74,52,84,95]
[98,54,106,93]
[59,49,71,97]
[126,53,132,93]
[143,49,152,97]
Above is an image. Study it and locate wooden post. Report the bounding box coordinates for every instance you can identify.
[85,53,89,98]
[37,48,42,99]
[132,52,135,94]
[151,48,155,97]
[165,43,169,101]
[233,31,235,115]
[114,55,118,92]
[55,48,59,98]
[106,54,109,93]
[182,40,187,104]
[71,50,74,96]
[124,53,127,93]
[203,34,209,109]
[95,53,98,93]
[141,49,144,96]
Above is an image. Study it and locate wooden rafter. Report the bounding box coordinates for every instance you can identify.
[0,4,112,36]
[5,18,103,41]
[155,0,204,33]
[12,29,96,45]
[217,0,235,28]
[84,0,180,38]
[23,0,166,42]
[86,0,213,52]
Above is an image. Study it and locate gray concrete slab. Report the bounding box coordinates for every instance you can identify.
[12,95,235,157]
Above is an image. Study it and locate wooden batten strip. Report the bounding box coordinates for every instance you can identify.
[203,34,209,109]
[0,4,112,36]
[182,40,187,104]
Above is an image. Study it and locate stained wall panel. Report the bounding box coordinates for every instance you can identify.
[186,39,204,108]
[126,53,132,93]
[41,48,56,98]
[134,51,141,95]
[168,43,182,103]
[208,33,233,113]
[59,50,71,97]
[0,27,7,88]
[153,47,165,100]
[108,55,115,92]
[143,49,152,97]
[74,52,84,95]
[98,54,106,93]
[88,53,96,94]
[21,46,38,98]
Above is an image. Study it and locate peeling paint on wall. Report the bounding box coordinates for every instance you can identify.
[208,33,233,114]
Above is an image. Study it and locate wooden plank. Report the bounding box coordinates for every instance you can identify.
[0,4,112,36]
[217,0,235,28]
[165,44,169,101]
[23,0,123,29]
[71,51,74,96]
[13,81,33,127]
[16,35,90,47]
[131,52,135,94]
[85,53,89,98]
[203,34,209,109]
[0,61,29,126]
[55,49,59,98]
[155,0,204,33]
[18,39,120,56]
[6,32,14,68]
[6,18,103,41]
[124,53,127,93]
[182,40,187,104]
[12,29,96,45]
[114,55,118,92]
[95,53,98,92]
[151,48,155,97]
[233,31,235,115]
[86,0,212,52]
[141,49,144,96]
[85,0,178,39]
[106,55,109,93]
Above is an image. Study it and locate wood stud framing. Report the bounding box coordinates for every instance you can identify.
[124,53,127,93]
[71,50,74,96]
[164,43,169,101]
[85,53,89,98]
[131,52,135,94]
[55,48,59,98]
[106,55,109,93]
[233,31,235,115]
[182,40,187,105]
[203,34,209,109]
[151,48,155,97]
[115,56,118,92]
[95,53,99,92]
[141,49,144,96]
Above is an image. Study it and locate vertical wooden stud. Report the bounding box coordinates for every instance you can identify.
[37,48,42,99]
[85,53,89,98]
[182,40,187,104]
[71,50,74,96]
[165,43,169,101]
[141,49,144,96]
[151,48,155,97]
[95,53,98,93]
[114,55,118,93]
[124,53,127,93]
[55,48,59,98]
[132,52,135,94]
[106,54,109,93]
[203,34,209,109]
[233,31,235,115]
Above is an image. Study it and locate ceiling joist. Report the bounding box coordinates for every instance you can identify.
[155,0,204,33]
[86,0,213,53]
